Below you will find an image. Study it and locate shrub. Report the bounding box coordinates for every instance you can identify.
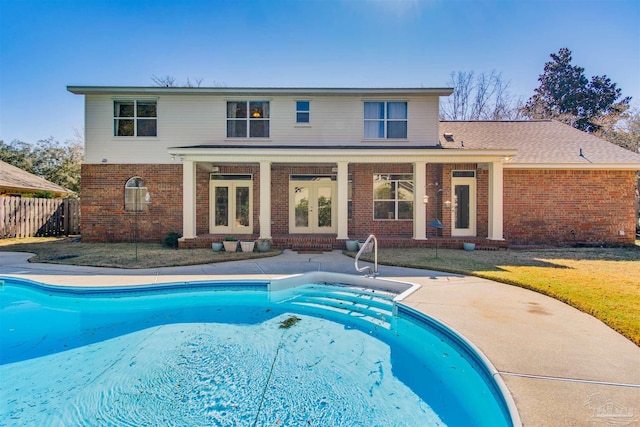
[162,232,182,248]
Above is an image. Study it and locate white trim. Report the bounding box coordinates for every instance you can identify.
[289,178,337,234]
[413,162,427,240]
[68,86,454,96]
[169,148,517,165]
[487,162,504,240]
[182,161,197,239]
[259,161,272,239]
[209,180,253,234]
[451,174,477,237]
[336,162,349,240]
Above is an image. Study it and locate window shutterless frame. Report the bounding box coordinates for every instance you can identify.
[226,101,270,138]
[296,101,310,123]
[114,99,157,137]
[372,173,414,220]
[363,101,407,139]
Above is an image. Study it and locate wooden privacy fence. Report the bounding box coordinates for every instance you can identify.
[0,197,80,238]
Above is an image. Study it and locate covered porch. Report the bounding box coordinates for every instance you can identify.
[169,145,515,249]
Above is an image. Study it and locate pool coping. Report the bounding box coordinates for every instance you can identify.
[0,249,638,426]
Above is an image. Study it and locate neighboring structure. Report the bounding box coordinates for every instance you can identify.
[0,160,72,197]
[67,86,640,248]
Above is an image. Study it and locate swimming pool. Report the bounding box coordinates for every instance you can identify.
[0,275,519,426]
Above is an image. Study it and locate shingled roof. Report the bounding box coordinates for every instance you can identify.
[439,120,640,167]
[0,160,72,196]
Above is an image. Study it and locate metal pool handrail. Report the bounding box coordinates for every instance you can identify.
[354,234,378,277]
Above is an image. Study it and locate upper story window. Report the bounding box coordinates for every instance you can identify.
[114,100,157,137]
[364,101,407,139]
[373,174,413,220]
[296,101,310,123]
[227,101,270,138]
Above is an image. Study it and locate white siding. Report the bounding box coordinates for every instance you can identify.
[84,93,441,164]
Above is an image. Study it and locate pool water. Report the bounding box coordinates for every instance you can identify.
[0,278,514,426]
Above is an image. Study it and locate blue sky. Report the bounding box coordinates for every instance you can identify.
[1,0,639,144]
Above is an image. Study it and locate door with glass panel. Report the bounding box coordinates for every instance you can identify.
[289,176,336,233]
[209,175,252,234]
[451,171,476,237]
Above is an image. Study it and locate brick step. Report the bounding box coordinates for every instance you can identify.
[291,243,334,252]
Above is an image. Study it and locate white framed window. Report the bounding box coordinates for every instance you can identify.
[373,174,413,220]
[296,101,310,123]
[114,100,157,137]
[124,177,149,211]
[364,101,407,139]
[227,101,270,138]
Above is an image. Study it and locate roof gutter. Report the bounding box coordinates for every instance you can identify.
[67,86,454,97]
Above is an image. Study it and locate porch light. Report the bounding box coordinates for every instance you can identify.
[444,200,452,210]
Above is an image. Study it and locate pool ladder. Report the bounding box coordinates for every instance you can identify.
[354,234,379,277]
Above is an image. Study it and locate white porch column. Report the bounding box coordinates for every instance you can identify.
[336,161,349,240]
[487,161,505,240]
[259,161,272,239]
[182,160,197,239]
[413,162,427,240]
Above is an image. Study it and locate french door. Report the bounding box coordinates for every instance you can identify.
[451,172,476,237]
[209,176,252,234]
[289,176,336,233]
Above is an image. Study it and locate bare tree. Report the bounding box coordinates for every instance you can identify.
[440,71,523,120]
[151,75,178,87]
[151,75,207,87]
[184,77,204,88]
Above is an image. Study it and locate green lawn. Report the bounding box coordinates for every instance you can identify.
[1,237,639,346]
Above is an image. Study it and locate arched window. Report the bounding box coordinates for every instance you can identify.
[125,177,148,211]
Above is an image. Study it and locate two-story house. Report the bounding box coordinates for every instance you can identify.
[68,86,640,249]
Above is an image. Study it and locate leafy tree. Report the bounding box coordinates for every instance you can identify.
[522,48,631,133]
[440,71,524,121]
[0,136,83,194]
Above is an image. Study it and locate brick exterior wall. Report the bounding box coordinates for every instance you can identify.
[504,169,637,245]
[81,164,182,242]
[82,163,637,247]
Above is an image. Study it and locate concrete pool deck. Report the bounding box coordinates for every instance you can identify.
[1,249,638,426]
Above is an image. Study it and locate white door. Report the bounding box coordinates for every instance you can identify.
[451,174,476,237]
[210,179,252,234]
[289,177,336,233]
